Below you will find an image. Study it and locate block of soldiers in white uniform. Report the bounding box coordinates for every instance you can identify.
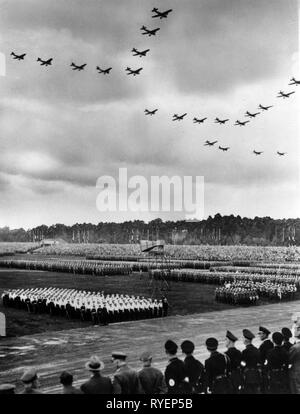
[138,351,167,394]
[111,352,143,394]
[181,340,204,393]
[265,332,289,394]
[204,337,231,394]
[224,330,242,394]
[241,329,262,394]
[258,326,274,393]
[164,340,189,394]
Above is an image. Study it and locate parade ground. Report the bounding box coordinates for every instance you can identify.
[0,299,299,394]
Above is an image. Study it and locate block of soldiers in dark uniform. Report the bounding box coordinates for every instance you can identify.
[204,337,231,394]
[138,351,167,394]
[0,384,16,394]
[266,332,289,394]
[281,327,293,352]
[164,340,189,394]
[80,356,113,394]
[225,330,242,394]
[111,352,143,394]
[19,368,42,394]
[289,329,300,394]
[258,326,274,393]
[60,371,82,394]
[181,340,204,393]
[241,329,261,394]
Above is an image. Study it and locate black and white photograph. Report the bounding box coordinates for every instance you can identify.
[0,0,299,399]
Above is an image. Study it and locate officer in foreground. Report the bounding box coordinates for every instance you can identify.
[138,351,167,394]
[181,340,204,393]
[225,330,242,393]
[204,337,231,394]
[111,352,142,394]
[164,340,188,394]
[241,329,261,394]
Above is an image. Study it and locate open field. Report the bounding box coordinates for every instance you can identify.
[0,269,237,337]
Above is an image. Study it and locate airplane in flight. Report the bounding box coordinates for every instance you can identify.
[96,66,112,74]
[151,8,173,19]
[144,109,158,116]
[204,140,217,146]
[253,150,263,156]
[140,26,160,36]
[132,48,150,57]
[277,151,287,156]
[172,113,187,121]
[37,57,53,66]
[215,117,229,124]
[193,117,207,124]
[277,90,295,98]
[245,111,260,118]
[10,52,26,60]
[71,62,87,71]
[219,146,230,151]
[289,77,300,86]
[126,67,143,76]
[234,120,250,126]
[258,104,273,111]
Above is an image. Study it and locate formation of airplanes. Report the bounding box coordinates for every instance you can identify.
[9,6,295,159]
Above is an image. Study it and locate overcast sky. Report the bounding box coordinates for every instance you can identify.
[0,0,299,229]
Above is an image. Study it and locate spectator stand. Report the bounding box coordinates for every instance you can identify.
[139,240,170,299]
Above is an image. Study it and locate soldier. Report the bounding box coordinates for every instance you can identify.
[258,325,274,393]
[111,352,142,394]
[281,327,293,351]
[181,340,204,393]
[241,329,262,394]
[138,351,167,394]
[19,368,42,394]
[204,337,231,394]
[162,296,169,317]
[266,332,289,394]
[258,326,274,365]
[60,371,82,394]
[164,340,188,394]
[225,330,242,394]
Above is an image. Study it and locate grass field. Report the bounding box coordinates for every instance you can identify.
[0,268,238,337]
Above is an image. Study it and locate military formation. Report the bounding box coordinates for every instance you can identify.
[216,280,297,305]
[0,259,132,276]
[2,288,167,324]
[3,325,299,394]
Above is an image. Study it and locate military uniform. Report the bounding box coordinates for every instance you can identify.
[241,329,261,394]
[181,340,204,393]
[258,326,274,393]
[225,331,242,394]
[165,356,188,394]
[266,333,289,394]
[204,338,231,394]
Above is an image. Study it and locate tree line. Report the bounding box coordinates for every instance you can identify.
[0,215,299,246]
